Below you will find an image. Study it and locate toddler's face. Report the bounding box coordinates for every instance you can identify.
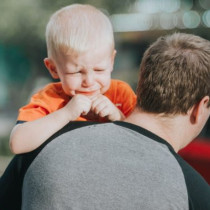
[56,46,115,97]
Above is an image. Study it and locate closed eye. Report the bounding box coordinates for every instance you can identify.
[66,71,81,75]
[94,69,105,72]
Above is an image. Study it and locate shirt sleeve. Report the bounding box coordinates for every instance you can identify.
[17,83,68,122]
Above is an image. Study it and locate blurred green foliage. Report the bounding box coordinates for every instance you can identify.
[0,136,12,156]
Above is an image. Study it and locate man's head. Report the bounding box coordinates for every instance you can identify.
[132,33,210,149]
[137,33,210,115]
[44,4,116,97]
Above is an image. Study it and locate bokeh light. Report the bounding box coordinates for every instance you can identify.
[199,0,210,10]
[134,0,160,14]
[134,0,181,14]
[111,13,153,32]
[202,10,210,27]
[183,11,201,28]
[160,0,180,13]
[159,13,176,29]
[174,12,186,29]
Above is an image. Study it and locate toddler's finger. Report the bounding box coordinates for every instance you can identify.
[98,107,109,117]
[94,102,108,115]
[92,97,107,110]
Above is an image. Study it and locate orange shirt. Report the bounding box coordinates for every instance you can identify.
[17,79,136,122]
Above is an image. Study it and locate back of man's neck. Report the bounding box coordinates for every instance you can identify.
[124,108,187,152]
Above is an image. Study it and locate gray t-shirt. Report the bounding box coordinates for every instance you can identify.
[21,122,188,210]
[1,121,210,210]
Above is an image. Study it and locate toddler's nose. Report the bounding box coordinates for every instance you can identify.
[82,72,94,87]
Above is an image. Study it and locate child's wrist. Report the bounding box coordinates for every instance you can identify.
[59,107,73,122]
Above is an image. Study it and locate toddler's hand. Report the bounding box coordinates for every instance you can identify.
[64,94,92,121]
[91,94,125,121]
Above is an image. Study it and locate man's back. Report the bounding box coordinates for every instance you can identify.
[21,122,210,210]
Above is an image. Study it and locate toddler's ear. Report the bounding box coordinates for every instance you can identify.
[44,58,59,79]
[110,50,117,72]
[112,50,117,61]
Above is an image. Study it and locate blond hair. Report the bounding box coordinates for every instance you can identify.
[137,33,210,114]
[46,4,114,61]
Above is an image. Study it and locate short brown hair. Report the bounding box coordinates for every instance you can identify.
[137,33,210,114]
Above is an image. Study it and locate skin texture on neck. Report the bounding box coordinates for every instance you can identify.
[125,96,210,153]
[124,108,194,152]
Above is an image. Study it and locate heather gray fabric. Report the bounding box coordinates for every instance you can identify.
[22,123,188,210]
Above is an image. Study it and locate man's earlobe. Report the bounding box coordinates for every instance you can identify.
[43,58,59,79]
[189,104,198,124]
[190,96,210,124]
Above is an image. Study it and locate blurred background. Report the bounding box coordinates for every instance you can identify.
[0,0,210,180]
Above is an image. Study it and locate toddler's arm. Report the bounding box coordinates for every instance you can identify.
[10,95,91,154]
[91,94,125,121]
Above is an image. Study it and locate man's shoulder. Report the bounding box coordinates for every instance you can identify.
[174,154,210,209]
[17,122,100,180]
[21,122,190,209]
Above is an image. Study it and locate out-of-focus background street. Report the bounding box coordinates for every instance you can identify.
[0,0,210,179]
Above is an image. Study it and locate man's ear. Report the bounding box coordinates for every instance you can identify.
[190,96,210,124]
[44,58,59,79]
